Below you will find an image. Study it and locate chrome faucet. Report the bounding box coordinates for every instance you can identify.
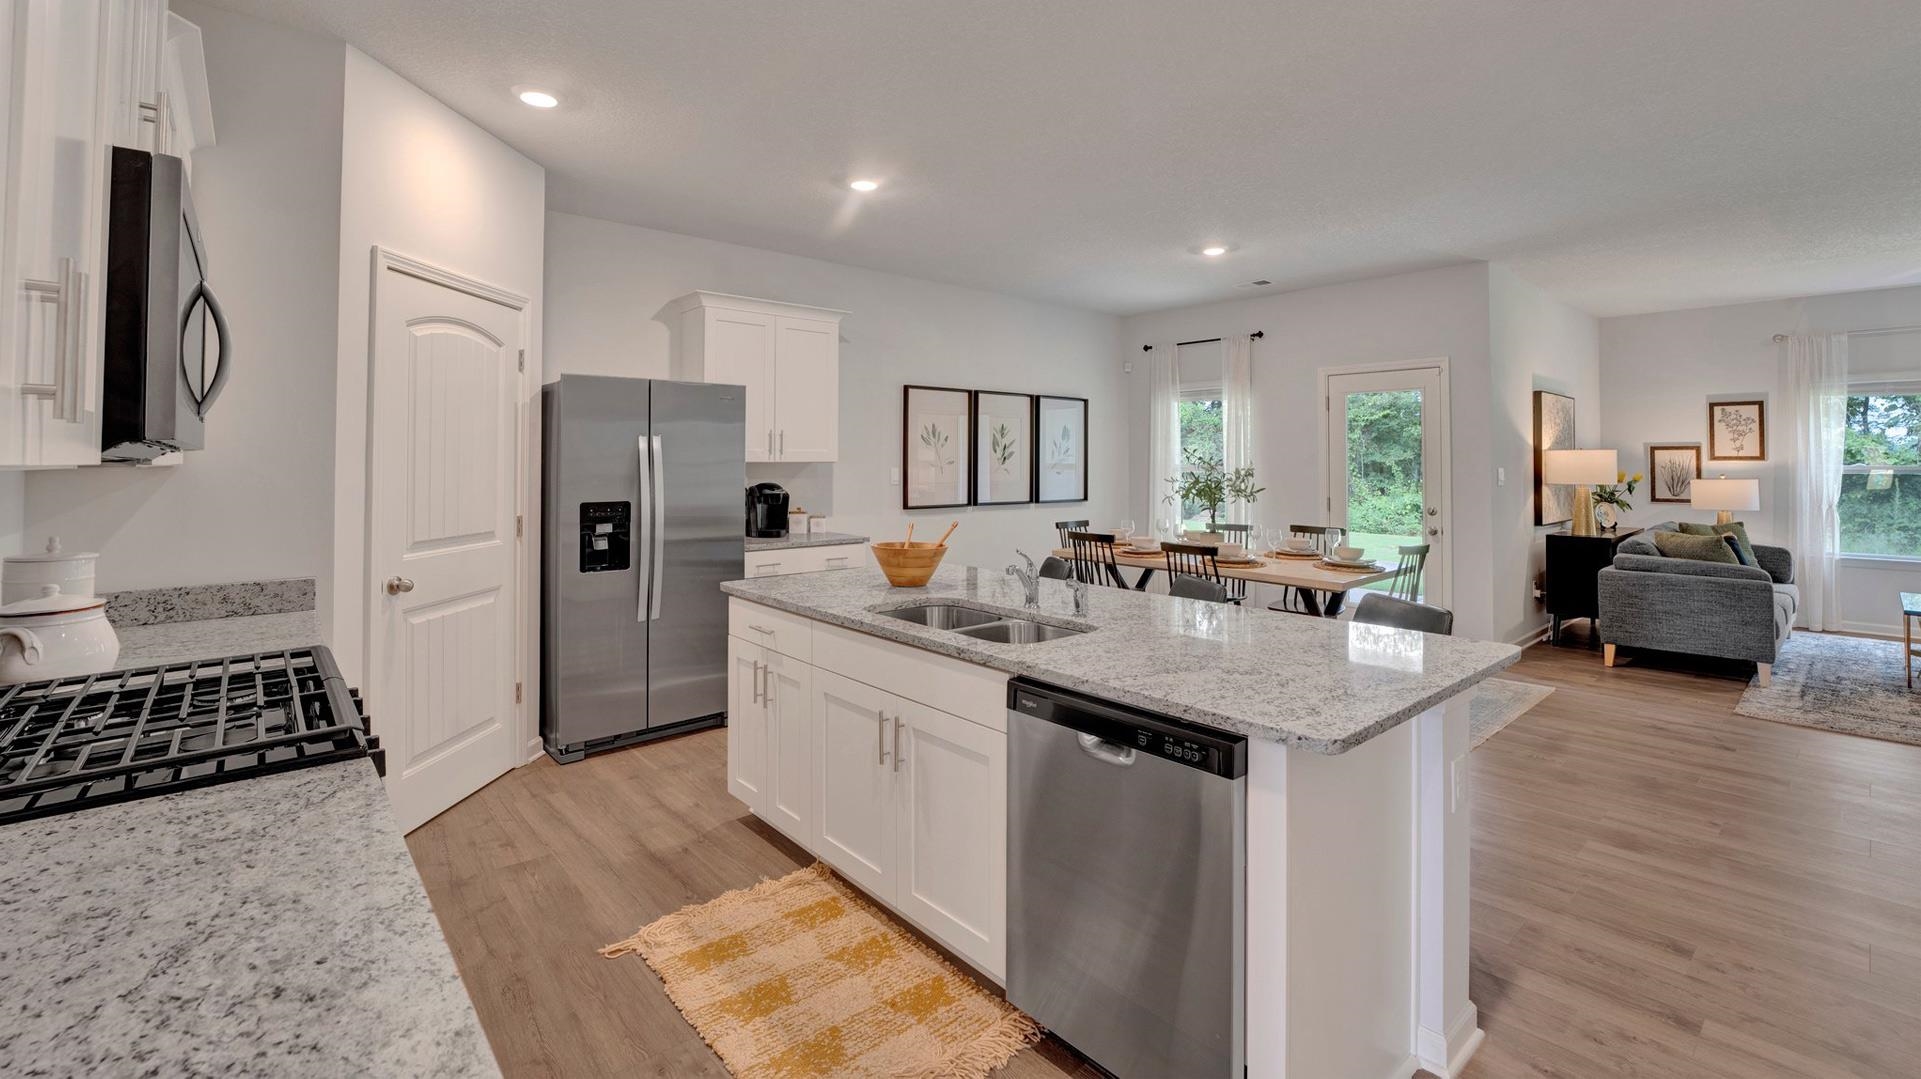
[1007,550,1041,609]
[1068,575,1090,617]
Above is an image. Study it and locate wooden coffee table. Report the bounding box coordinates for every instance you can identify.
[1905,592,1921,690]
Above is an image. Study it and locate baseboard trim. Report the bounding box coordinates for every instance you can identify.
[1417,1004,1483,1078]
[1835,620,1900,640]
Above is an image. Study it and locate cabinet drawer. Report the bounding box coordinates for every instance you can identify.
[811,544,863,572]
[812,622,1006,732]
[728,599,813,662]
[743,542,865,578]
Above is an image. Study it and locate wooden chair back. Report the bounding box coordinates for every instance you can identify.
[1054,519,1091,547]
[1065,530,1124,588]
[1387,543,1430,601]
[1287,524,1346,555]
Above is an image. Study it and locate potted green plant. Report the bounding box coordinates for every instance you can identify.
[1165,449,1265,543]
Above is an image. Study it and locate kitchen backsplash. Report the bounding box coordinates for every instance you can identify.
[104,577,316,626]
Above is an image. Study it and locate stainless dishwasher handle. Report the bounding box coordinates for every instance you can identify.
[1077,732,1137,767]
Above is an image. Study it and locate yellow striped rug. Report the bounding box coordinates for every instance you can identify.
[601,863,1039,1078]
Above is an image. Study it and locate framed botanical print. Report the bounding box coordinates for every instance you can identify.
[1647,444,1702,503]
[1708,399,1766,461]
[902,385,972,509]
[1532,390,1576,526]
[973,391,1034,505]
[1034,395,1088,504]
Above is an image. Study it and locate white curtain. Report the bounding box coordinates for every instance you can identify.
[1222,334,1255,524]
[1148,343,1182,537]
[1785,333,1849,631]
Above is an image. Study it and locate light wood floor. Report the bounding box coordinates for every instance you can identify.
[409,628,1921,1077]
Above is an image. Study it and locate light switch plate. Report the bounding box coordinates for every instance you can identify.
[890,467,901,486]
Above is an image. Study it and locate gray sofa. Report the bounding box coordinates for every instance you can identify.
[1595,522,1796,685]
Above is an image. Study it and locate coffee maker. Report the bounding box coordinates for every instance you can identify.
[745,482,790,538]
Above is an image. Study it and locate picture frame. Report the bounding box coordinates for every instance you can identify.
[972,391,1035,505]
[902,385,973,510]
[1532,390,1576,526]
[1708,399,1766,461]
[1034,395,1089,504]
[1647,443,1702,503]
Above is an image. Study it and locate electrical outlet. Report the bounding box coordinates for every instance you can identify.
[1497,467,1506,487]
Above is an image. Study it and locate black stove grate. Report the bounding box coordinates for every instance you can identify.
[0,646,380,826]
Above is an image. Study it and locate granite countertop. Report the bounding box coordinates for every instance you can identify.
[722,565,1520,754]
[0,763,498,1078]
[2,595,499,1077]
[745,531,870,552]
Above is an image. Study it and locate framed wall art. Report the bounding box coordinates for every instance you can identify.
[902,385,972,510]
[1708,399,1766,461]
[1034,394,1088,504]
[1647,443,1702,503]
[1532,390,1576,526]
[973,391,1034,505]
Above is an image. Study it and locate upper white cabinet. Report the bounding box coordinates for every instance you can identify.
[665,291,845,463]
[1,1,212,469]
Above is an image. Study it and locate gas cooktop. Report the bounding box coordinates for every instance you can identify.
[0,646,380,826]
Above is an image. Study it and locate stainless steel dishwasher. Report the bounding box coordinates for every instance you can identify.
[1006,677,1247,1078]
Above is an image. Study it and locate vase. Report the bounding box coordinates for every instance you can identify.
[1593,503,1618,531]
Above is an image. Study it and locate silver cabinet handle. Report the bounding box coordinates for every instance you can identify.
[779,429,784,457]
[385,576,415,595]
[877,709,889,765]
[749,660,761,704]
[761,662,774,705]
[892,714,904,772]
[749,623,773,635]
[766,430,773,457]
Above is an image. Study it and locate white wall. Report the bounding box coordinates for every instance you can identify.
[543,211,1127,569]
[1120,263,1507,639]
[1600,284,1921,636]
[330,47,546,689]
[22,5,345,603]
[1488,265,1601,644]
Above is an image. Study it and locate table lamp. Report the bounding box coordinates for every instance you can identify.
[1542,449,1618,537]
[1690,476,1760,525]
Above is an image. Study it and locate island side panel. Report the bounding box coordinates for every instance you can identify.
[1417,694,1481,1077]
[1246,718,1419,1079]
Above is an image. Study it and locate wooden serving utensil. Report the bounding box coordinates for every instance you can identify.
[935,520,960,548]
[905,522,915,545]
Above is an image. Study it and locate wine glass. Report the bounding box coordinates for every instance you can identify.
[1118,519,1136,544]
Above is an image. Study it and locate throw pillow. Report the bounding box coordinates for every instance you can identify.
[1652,530,1740,564]
[1678,520,1757,566]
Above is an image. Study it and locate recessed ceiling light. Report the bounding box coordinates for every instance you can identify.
[849,179,880,192]
[1201,245,1228,258]
[516,88,559,109]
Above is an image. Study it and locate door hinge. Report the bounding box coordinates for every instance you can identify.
[516,514,523,538]
[517,348,525,372]
[515,681,523,704]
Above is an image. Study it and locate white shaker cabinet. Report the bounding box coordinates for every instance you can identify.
[812,668,899,898]
[664,291,845,463]
[743,541,863,579]
[725,636,768,813]
[892,697,1007,978]
[1,0,211,468]
[761,648,813,845]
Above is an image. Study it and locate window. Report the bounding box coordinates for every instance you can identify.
[1175,394,1224,530]
[1839,387,1921,558]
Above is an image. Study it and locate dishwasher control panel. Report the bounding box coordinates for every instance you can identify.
[1009,678,1246,778]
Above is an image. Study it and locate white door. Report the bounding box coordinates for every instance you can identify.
[1326,366,1448,606]
[369,267,523,832]
[894,700,1007,979]
[725,636,767,813]
[772,315,838,461]
[705,308,775,462]
[763,649,813,844]
[812,669,897,898]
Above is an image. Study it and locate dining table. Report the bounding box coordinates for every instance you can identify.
[1049,544,1397,617]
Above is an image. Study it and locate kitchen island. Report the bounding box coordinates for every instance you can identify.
[721,564,1518,1079]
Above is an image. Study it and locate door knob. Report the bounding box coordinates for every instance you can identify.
[385,576,415,595]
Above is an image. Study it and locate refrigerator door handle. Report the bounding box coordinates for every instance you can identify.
[648,434,666,621]
[636,435,652,623]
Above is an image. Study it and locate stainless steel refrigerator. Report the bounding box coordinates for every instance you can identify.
[540,376,744,762]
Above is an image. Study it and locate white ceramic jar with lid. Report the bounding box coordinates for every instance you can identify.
[0,585,121,685]
[3,536,98,606]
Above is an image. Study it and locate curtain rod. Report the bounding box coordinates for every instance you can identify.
[1773,324,1921,343]
[1141,330,1263,352]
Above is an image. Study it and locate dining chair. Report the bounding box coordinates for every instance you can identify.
[1350,593,1453,635]
[1066,530,1127,588]
[1168,575,1229,603]
[1215,523,1252,537]
[1054,519,1091,548]
[1161,541,1246,606]
[1385,544,1430,602]
[1037,555,1073,580]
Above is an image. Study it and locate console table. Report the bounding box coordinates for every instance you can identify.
[1546,527,1644,644]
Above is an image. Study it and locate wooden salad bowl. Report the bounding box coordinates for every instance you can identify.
[871,541,947,587]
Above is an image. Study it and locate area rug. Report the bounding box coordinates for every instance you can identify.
[1470,678,1554,749]
[1735,632,1921,747]
[601,863,1039,1078]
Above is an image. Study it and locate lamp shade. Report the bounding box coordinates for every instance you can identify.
[1541,449,1618,486]
[1691,477,1760,512]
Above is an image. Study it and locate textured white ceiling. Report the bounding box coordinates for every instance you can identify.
[212,0,1921,316]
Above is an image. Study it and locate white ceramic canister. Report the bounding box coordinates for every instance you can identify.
[3,536,98,606]
[0,584,121,685]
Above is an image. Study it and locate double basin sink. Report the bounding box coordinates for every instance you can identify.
[881,603,1089,644]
